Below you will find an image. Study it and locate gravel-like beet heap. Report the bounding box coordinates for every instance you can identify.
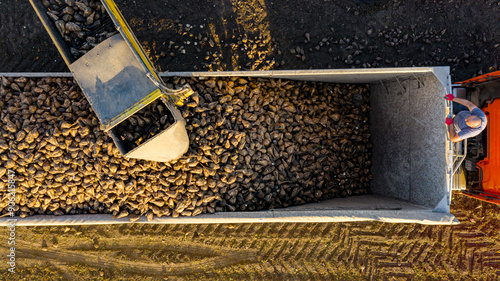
[113,99,176,150]
[43,0,119,60]
[0,75,372,221]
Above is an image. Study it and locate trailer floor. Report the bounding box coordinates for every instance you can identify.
[1,0,499,81]
[0,195,499,280]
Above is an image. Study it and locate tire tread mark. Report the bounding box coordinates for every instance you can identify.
[345,237,353,262]
[307,223,320,238]
[304,240,321,260]
[321,223,334,238]
[325,241,343,261]
[246,223,257,235]
[352,241,360,266]
[192,224,203,236]
[198,224,212,237]
[269,261,284,281]
[170,223,180,233]
[285,224,300,239]
[229,237,238,248]
[402,241,419,262]
[341,227,349,244]
[270,240,289,260]
[262,239,281,260]
[277,259,295,281]
[263,222,279,237]
[261,262,275,280]
[233,223,246,235]
[283,239,301,261]
[247,238,259,250]
[212,224,223,236]
[237,238,248,249]
[179,223,192,234]
[297,223,311,238]
[276,223,289,237]
[317,239,335,261]
[201,224,214,236]
[218,237,226,247]
[254,223,267,236]
[256,239,269,256]
[412,242,428,264]
[249,263,265,280]
[294,240,310,260]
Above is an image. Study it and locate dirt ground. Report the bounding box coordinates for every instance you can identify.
[1,0,499,81]
[0,195,500,280]
[1,0,500,280]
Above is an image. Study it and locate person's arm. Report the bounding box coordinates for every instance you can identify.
[452,97,478,111]
[448,124,462,142]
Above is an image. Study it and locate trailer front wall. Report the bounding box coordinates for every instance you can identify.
[370,74,448,209]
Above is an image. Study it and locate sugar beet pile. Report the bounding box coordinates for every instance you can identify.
[0,76,372,221]
[43,0,118,60]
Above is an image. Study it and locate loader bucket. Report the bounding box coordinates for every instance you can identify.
[30,0,191,162]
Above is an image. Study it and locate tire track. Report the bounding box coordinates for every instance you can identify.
[2,197,500,279]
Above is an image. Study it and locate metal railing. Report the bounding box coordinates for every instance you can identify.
[446,99,468,193]
[450,139,467,191]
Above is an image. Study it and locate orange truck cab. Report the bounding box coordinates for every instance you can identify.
[453,70,500,205]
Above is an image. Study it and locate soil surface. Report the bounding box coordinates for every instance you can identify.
[1,0,499,82]
[1,195,500,280]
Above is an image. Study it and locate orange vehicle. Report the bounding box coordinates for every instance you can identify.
[454,70,500,205]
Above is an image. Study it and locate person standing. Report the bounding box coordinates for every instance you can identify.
[445,94,487,142]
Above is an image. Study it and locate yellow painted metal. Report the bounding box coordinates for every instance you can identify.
[459,169,466,190]
[102,88,163,132]
[101,0,195,110]
[101,0,161,82]
[453,167,466,191]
